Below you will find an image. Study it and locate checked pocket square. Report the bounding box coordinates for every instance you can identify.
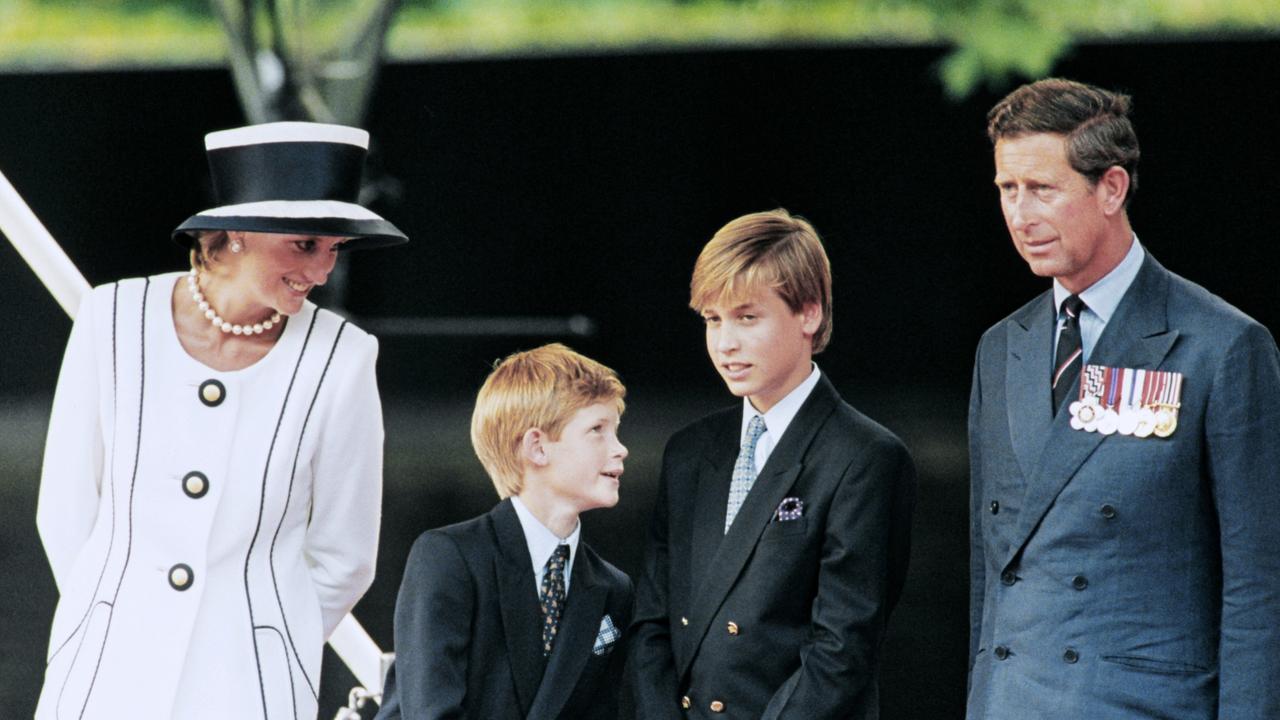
[775,497,804,521]
[592,614,621,656]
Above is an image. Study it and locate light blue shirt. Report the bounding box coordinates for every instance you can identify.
[1053,237,1145,363]
[740,363,821,472]
[510,495,581,596]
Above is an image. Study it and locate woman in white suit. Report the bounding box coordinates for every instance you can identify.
[34,122,408,719]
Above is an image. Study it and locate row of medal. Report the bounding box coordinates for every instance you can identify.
[1068,365,1182,438]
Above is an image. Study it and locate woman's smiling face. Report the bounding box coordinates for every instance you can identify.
[227,232,348,316]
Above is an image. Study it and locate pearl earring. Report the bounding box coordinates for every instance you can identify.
[230,240,243,253]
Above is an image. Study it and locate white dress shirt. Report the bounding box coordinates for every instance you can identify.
[511,495,581,596]
[1053,236,1145,363]
[740,363,822,472]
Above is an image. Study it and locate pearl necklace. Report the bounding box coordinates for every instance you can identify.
[187,269,281,336]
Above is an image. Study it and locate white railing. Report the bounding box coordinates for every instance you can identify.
[0,167,390,715]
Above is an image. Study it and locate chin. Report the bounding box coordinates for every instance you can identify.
[589,488,620,510]
[276,299,305,316]
[1024,260,1062,279]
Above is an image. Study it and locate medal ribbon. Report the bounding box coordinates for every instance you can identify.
[1122,368,1143,413]
[1103,367,1122,410]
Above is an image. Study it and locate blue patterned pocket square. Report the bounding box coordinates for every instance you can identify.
[593,613,621,656]
[776,497,804,521]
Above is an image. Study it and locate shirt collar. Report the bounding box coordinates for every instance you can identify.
[1053,235,1145,323]
[510,495,580,577]
[740,363,821,443]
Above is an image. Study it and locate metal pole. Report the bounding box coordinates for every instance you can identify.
[0,168,90,318]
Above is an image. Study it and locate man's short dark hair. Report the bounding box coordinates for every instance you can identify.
[987,78,1140,206]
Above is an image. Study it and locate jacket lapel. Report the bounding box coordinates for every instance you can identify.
[525,549,609,720]
[680,375,839,677]
[492,501,545,716]
[1003,255,1179,570]
[1005,290,1056,480]
[689,419,739,591]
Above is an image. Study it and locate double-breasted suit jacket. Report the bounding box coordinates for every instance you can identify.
[630,374,916,719]
[376,499,634,720]
[36,273,384,719]
[967,254,1280,718]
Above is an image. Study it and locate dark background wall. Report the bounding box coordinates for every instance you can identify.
[1,38,1276,718]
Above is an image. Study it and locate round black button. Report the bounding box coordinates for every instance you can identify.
[1000,570,1017,586]
[1072,575,1089,591]
[990,500,1000,515]
[169,563,194,591]
[1063,648,1079,664]
[994,645,1010,661]
[198,379,226,407]
[182,471,209,499]
[1100,504,1117,519]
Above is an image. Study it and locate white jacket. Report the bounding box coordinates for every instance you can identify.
[35,272,383,719]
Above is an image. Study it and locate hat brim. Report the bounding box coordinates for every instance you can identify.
[172,200,408,251]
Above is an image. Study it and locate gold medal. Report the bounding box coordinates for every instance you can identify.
[1153,407,1178,438]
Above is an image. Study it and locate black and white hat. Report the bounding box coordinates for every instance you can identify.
[173,121,408,250]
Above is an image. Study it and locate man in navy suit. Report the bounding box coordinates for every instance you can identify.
[377,344,633,720]
[630,209,916,719]
[968,77,1280,718]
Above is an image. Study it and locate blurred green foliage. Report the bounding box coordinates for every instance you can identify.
[2,0,1279,97]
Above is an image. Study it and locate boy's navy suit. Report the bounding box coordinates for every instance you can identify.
[630,373,916,719]
[967,253,1280,717]
[376,499,633,720]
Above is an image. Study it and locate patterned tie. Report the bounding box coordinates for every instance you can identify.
[539,544,570,657]
[725,415,767,533]
[1053,294,1086,411]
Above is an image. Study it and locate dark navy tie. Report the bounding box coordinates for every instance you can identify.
[539,544,570,656]
[1053,295,1086,411]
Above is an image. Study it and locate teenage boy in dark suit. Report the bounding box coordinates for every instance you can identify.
[377,343,633,720]
[630,209,916,719]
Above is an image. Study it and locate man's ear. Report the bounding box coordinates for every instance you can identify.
[520,427,550,467]
[1096,166,1130,216]
[800,302,823,336]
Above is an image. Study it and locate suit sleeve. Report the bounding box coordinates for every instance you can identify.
[627,440,684,720]
[967,339,987,677]
[383,532,475,720]
[762,436,917,719]
[1205,322,1280,718]
[36,291,105,593]
[306,331,384,637]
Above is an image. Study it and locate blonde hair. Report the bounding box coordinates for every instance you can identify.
[689,208,833,352]
[471,343,626,498]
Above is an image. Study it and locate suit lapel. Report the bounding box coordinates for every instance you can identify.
[525,549,609,720]
[492,501,545,716]
[1005,290,1056,480]
[681,375,838,676]
[689,418,738,590]
[1003,256,1179,570]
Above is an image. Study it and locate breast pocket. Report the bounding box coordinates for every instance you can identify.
[760,518,808,542]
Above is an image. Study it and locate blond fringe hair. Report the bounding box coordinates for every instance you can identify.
[689,208,833,352]
[471,343,626,498]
